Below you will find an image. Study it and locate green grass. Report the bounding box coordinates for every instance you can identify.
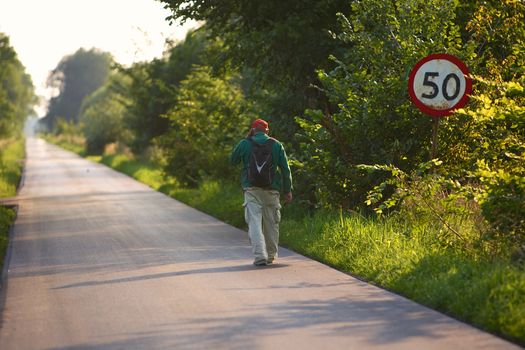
[0,206,15,273]
[164,180,246,228]
[41,133,86,156]
[95,154,173,191]
[0,137,25,273]
[92,154,246,228]
[45,137,525,346]
[0,138,25,197]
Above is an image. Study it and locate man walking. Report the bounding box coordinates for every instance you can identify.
[231,119,293,266]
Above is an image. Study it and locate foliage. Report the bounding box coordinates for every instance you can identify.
[79,73,132,154]
[439,0,525,252]
[462,0,524,78]
[41,48,113,130]
[159,0,350,88]
[359,161,485,251]
[295,0,469,208]
[362,133,524,254]
[439,0,524,175]
[157,66,256,185]
[478,163,525,250]
[0,35,34,277]
[461,77,525,251]
[0,32,36,137]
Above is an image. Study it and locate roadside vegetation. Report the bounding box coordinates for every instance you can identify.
[40,0,524,345]
[0,32,35,274]
[0,139,25,273]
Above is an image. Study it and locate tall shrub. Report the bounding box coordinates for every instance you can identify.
[157,66,257,185]
[79,73,132,154]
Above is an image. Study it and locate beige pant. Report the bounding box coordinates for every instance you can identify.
[243,188,281,262]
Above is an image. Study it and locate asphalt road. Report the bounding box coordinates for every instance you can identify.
[0,138,520,350]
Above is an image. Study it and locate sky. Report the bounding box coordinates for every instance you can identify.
[0,0,198,117]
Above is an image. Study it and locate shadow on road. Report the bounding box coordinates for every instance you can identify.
[42,286,488,350]
[53,263,289,289]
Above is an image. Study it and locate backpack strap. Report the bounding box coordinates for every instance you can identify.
[246,136,276,145]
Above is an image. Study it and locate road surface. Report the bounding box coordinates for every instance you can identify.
[0,138,520,349]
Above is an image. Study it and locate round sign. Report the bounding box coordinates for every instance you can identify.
[408,53,472,117]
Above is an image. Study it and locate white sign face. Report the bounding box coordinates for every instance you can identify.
[408,54,471,117]
[412,60,466,110]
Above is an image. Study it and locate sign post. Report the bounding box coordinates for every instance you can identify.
[408,53,472,159]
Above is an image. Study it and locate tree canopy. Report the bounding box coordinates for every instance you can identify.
[41,48,113,130]
[0,32,36,137]
[159,0,353,138]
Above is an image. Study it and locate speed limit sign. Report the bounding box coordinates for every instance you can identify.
[408,53,472,117]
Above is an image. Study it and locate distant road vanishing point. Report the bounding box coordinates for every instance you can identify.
[0,138,520,350]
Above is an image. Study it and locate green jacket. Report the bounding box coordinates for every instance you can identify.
[230,132,293,193]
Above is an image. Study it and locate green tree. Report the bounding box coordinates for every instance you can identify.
[0,32,35,137]
[79,73,132,154]
[41,48,113,130]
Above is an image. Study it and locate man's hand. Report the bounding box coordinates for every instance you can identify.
[283,192,293,204]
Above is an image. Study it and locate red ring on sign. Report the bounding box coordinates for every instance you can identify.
[408,53,472,117]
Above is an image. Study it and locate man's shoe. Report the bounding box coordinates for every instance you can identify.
[253,259,268,266]
[267,257,274,264]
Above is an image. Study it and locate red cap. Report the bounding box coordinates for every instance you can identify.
[251,119,269,130]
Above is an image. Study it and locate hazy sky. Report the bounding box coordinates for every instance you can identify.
[0,0,198,116]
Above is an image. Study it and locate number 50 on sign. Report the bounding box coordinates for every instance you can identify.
[408,53,472,117]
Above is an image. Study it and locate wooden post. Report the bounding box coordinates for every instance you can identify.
[430,117,440,160]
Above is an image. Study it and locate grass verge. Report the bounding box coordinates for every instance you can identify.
[46,138,525,345]
[0,137,25,273]
[42,133,86,156]
[0,207,15,274]
[279,210,525,343]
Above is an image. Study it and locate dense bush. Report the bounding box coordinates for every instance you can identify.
[79,73,132,154]
[465,78,525,251]
[157,66,257,185]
